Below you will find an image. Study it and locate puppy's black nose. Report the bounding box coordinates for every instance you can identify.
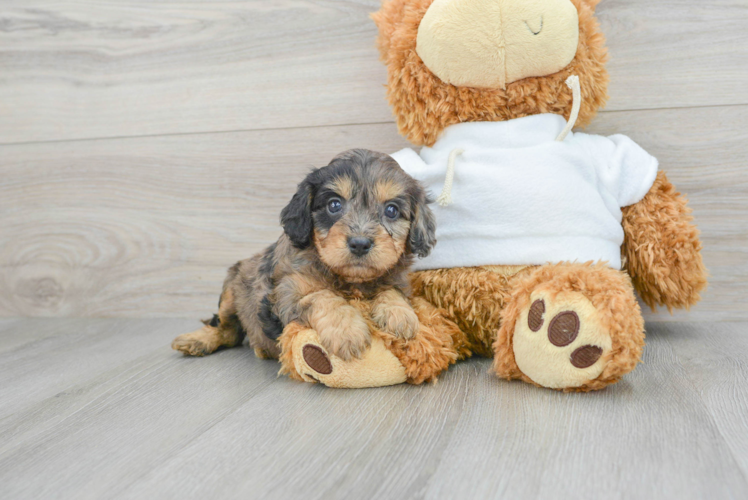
[348,237,373,256]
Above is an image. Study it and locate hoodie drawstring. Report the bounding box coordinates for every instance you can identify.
[437,74,581,207]
[436,148,464,207]
[556,75,581,142]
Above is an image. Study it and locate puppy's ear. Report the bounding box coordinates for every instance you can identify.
[408,188,437,258]
[280,177,315,249]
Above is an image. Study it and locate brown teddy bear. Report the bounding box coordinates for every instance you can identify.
[280,0,707,391]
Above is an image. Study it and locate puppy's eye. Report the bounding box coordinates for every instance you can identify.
[384,203,399,219]
[327,198,342,214]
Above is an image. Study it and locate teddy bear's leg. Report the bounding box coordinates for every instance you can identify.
[411,266,529,357]
[277,298,462,388]
[493,262,645,392]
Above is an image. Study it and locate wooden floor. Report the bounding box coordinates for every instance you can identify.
[0,319,746,499]
[2,1,748,498]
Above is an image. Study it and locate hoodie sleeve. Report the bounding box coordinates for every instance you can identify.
[580,134,660,208]
[390,148,427,177]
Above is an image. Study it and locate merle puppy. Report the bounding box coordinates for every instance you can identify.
[172,149,436,361]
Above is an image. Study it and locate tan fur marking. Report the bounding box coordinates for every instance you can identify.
[368,225,406,273]
[282,273,323,302]
[329,176,354,200]
[371,289,419,340]
[278,322,307,382]
[314,224,351,272]
[172,288,244,356]
[217,289,236,325]
[374,178,405,203]
[315,224,406,282]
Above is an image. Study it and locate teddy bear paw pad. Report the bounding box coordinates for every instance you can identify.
[301,344,333,377]
[512,292,611,389]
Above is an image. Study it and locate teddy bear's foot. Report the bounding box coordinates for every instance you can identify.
[278,298,463,388]
[493,262,645,392]
[278,324,408,388]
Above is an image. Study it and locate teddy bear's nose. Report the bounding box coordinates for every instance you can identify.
[416,0,579,89]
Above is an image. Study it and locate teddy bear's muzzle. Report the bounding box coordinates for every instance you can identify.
[416,0,580,89]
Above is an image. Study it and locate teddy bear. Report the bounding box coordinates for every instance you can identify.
[279,0,707,391]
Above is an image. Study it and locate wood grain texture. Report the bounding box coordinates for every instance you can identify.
[0,319,746,499]
[663,322,748,474]
[0,318,193,421]
[1,105,746,320]
[1,0,747,144]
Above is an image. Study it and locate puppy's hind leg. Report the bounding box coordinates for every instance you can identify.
[172,289,247,356]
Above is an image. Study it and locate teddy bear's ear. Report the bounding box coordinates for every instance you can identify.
[580,0,602,10]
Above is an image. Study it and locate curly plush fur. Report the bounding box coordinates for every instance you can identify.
[622,170,708,311]
[372,0,609,147]
[385,297,466,383]
[410,265,529,357]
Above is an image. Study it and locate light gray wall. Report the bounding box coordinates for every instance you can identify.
[1,0,746,321]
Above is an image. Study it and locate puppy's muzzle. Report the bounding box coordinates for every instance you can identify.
[348,236,373,257]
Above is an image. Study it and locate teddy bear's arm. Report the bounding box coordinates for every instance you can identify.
[621,170,707,311]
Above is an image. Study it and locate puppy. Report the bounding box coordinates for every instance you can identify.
[172,149,436,361]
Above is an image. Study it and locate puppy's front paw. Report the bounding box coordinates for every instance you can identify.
[372,305,419,340]
[315,305,371,361]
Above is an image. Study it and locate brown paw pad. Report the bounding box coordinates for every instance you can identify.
[570,345,603,368]
[548,311,579,347]
[528,299,545,332]
[302,344,333,375]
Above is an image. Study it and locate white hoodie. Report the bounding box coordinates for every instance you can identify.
[391,114,659,271]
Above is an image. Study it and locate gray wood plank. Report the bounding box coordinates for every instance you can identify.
[420,324,748,500]
[1,105,745,321]
[1,320,744,500]
[661,322,748,476]
[601,0,748,111]
[0,318,193,421]
[119,365,475,500]
[1,0,746,144]
[0,319,282,499]
[0,318,32,354]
